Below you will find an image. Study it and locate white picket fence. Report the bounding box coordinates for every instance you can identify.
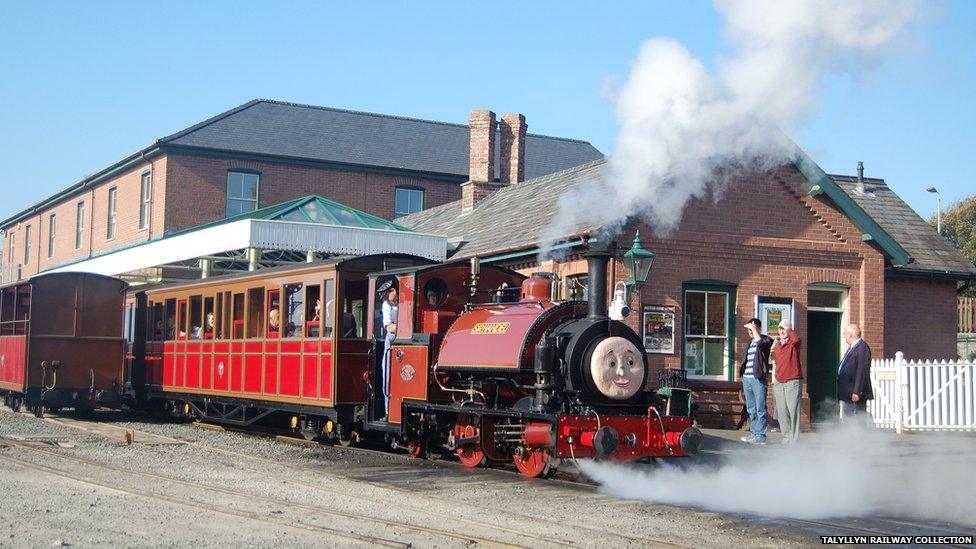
[868,352,976,433]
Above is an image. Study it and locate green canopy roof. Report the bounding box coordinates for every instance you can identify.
[175,195,412,236]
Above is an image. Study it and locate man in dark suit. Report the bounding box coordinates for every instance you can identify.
[837,323,873,419]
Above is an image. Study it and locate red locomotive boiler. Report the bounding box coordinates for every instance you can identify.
[0,272,127,416]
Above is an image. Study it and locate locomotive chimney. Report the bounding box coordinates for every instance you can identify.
[583,237,614,319]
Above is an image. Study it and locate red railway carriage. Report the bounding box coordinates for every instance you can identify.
[131,255,436,431]
[0,272,127,416]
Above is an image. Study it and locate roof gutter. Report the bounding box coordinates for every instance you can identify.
[481,237,586,264]
[885,266,976,289]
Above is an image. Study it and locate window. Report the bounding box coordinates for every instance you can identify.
[305,284,321,337]
[284,283,303,338]
[164,299,176,340]
[75,202,85,249]
[682,282,736,378]
[232,292,245,339]
[106,187,118,239]
[246,288,265,338]
[565,274,588,301]
[139,171,152,230]
[226,171,260,216]
[8,233,13,266]
[47,214,56,258]
[23,225,31,265]
[394,187,424,217]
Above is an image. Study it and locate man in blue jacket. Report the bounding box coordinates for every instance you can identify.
[740,317,774,445]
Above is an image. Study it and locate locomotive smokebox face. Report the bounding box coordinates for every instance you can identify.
[589,336,644,400]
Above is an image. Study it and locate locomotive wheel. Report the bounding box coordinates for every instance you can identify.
[513,447,556,479]
[407,441,426,459]
[453,415,486,468]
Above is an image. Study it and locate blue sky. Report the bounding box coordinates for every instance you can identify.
[0,1,972,222]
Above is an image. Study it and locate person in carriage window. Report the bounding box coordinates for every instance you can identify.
[378,280,398,421]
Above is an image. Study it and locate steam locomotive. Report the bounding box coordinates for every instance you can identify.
[2,241,700,478]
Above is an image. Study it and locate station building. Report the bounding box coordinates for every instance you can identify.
[401,111,976,425]
[0,100,601,283]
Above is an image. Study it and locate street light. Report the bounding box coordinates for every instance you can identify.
[926,187,941,235]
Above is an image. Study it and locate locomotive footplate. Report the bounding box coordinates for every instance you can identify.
[554,412,701,460]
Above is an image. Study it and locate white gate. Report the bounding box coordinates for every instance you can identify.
[869,352,976,433]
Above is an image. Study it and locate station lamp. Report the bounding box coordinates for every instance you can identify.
[609,231,656,320]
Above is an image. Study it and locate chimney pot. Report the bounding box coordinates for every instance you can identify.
[499,113,527,184]
[856,161,865,194]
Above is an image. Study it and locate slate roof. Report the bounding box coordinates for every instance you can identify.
[162,100,603,179]
[829,175,976,276]
[399,158,609,259]
[401,158,976,279]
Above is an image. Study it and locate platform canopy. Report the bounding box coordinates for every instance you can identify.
[47,196,447,284]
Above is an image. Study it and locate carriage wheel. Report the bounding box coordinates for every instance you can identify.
[33,405,44,419]
[11,396,22,413]
[513,447,556,478]
[454,414,486,468]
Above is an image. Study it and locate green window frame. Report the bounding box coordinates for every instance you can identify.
[682,280,737,380]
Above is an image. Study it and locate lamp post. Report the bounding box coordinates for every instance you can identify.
[926,187,941,235]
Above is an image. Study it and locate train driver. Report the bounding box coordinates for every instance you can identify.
[380,282,398,421]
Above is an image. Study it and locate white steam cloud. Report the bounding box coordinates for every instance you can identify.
[578,422,976,526]
[541,0,920,253]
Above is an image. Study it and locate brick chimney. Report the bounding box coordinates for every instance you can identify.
[499,113,526,184]
[468,110,496,182]
[462,110,504,213]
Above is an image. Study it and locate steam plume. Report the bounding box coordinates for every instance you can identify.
[541,0,920,253]
[577,422,976,525]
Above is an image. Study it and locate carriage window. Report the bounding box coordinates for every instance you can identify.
[150,302,164,340]
[214,294,224,339]
[165,299,176,340]
[203,297,215,339]
[423,278,449,307]
[342,279,367,338]
[324,279,335,337]
[177,300,188,340]
[232,292,245,339]
[304,284,321,337]
[0,289,14,335]
[14,288,30,335]
[247,288,264,338]
[284,284,303,338]
[189,296,203,339]
[267,289,281,338]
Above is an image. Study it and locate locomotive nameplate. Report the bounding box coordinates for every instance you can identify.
[471,322,511,335]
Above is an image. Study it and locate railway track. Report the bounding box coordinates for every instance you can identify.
[25,412,688,548]
[0,438,530,548]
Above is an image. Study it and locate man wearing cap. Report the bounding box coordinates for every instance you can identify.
[772,320,803,444]
[739,317,774,445]
[380,285,398,421]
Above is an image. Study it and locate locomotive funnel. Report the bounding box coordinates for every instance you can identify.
[583,237,615,318]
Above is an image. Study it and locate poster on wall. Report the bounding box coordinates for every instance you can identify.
[643,306,675,354]
[757,297,793,336]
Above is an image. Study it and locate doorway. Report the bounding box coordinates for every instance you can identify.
[806,287,847,423]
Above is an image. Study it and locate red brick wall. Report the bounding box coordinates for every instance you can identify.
[884,276,959,359]
[5,157,162,277]
[163,154,461,232]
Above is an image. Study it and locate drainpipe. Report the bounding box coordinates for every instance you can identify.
[247,248,261,271]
